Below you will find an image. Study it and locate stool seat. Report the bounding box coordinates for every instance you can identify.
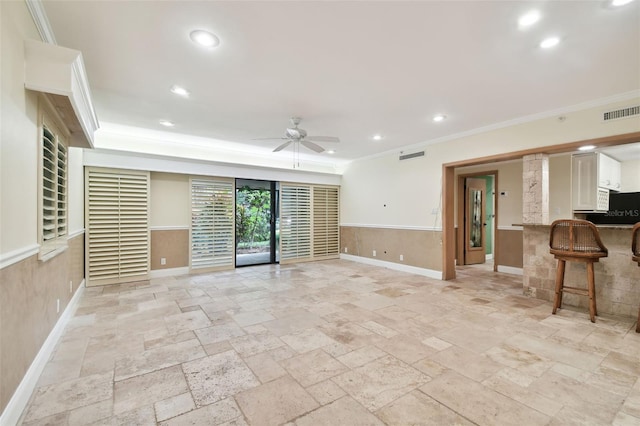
[549,219,608,323]
[632,222,640,333]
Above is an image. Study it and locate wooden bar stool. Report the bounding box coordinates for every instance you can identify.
[632,222,640,333]
[549,219,608,323]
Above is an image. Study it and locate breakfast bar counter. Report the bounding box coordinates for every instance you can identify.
[522,224,639,319]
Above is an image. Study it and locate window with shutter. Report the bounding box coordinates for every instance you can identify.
[39,113,69,260]
[313,186,340,259]
[280,184,312,263]
[190,178,235,272]
[85,168,150,286]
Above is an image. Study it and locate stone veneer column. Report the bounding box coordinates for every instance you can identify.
[522,153,549,224]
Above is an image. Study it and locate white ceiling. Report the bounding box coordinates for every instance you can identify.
[42,1,640,166]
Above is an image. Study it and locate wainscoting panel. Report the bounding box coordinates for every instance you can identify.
[150,229,189,270]
[340,226,442,271]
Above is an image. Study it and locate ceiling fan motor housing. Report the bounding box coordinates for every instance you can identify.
[285,127,307,140]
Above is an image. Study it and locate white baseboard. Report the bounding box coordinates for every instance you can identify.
[0,280,85,426]
[340,254,442,280]
[497,265,524,275]
[149,266,189,279]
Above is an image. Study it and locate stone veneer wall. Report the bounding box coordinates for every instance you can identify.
[523,225,639,318]
[340,226,442,272]
[0,234,85,412]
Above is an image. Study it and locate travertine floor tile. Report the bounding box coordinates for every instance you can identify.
[235,376,318,425]
[332,355,429,411]
[281,348,348,387]
[18,260,640,426]
[295,396,384,426]
[113,365,188,414]
[420,370,550,425]
[23,372,113,422]
[158,397,241,426]
[182,350,260,407]
[375,390,474,425]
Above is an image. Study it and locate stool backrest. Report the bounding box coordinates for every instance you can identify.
[633,222,640,263]
[549,219,608,258]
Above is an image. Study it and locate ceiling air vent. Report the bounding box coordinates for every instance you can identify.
[602,105,640,122]
[399,151,425,161]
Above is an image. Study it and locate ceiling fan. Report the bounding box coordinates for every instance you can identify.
[255,117,340,153]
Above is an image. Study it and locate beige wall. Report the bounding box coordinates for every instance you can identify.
[341,226,442,272]
[497,229,523,268]
[621,159,640,192]
[549,154,573,222]
[1,1,41,253]
[150,172,190,228]
[150,229,189,270]
[0,1,86,415]
[0,235,84,413]
[342,99,640,230]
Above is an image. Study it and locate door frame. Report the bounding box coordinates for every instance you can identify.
[442,131,640,280]
[457,171,498,270]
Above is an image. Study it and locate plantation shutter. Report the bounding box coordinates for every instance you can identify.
[41,123,68,257]
[312,186,340,259]
[280,183,312,263]
[86,168,150,286]
[190,178,235,272]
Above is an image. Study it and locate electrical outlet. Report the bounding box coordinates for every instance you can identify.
[69,281,73,293]
[400,254,404,261]
[56,299,60,314]
[373,250,376,257]
[344,247,348,253]
[160,257,167,265]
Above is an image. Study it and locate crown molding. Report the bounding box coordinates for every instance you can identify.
[356,90,640,164]
[26,0,56,44]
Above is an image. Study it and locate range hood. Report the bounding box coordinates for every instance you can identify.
[24,39,99,148]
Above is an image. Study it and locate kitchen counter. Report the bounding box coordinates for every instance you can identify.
[522,225,638,318]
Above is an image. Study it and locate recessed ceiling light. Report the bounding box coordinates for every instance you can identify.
[578,145,596,151]
[372,134,383,141]
[433,114,447,122]
[190,30,220,48]
[540,36,560,49]
[159,120,175,127]
[170,85,190,97]
[518,10,541,28]
[327,150,336,154]
[611,0,634,6]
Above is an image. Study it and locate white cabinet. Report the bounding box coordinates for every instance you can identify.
[572,152,620,212]
[598,153,622,191]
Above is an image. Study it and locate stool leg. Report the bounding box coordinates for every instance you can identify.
[587,262,596,323]
[553,259,565,315]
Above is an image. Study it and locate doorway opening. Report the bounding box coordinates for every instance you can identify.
[235,179,279,267]
[456,171,497,272]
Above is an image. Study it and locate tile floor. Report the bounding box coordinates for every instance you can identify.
[19,260,640,425]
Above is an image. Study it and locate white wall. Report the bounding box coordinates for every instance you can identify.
[341,98,640,227]
[67,148,84,235]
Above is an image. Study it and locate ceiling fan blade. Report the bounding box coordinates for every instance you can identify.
[252,137,287,141]
[273,140,293,152]
[301,140,325,153]
[306,136,340,143]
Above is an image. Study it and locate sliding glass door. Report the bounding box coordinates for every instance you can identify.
[235,179,278,267]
